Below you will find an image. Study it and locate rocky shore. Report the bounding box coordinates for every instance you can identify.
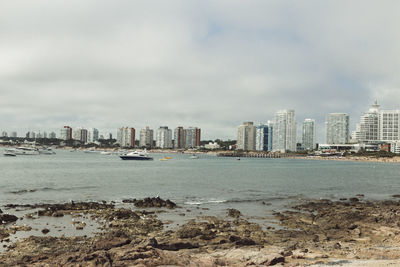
[2,197,400,266]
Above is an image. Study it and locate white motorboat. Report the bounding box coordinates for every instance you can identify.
[38,147,56,155]
[189,154,199,159]
[7,147,40,155]
[3,150,16,157]
[100,151,112,155]
[120,150,153,160]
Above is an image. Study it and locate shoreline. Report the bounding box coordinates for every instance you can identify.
[2,197,400,266]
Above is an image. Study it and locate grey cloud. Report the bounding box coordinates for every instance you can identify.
[0,1,399,141]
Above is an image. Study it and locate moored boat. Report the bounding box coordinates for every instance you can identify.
[120,151,153,160]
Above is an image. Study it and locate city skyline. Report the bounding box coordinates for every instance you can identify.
[1,1,399,141]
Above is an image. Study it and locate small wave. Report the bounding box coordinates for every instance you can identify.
[8,186,98,194]
[184,199,227,205]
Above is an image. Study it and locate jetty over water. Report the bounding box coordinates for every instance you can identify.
[217,151,284,158]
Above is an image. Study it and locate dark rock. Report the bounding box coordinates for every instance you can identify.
[156,241,199,251]
[235,238,256,246]
[124,197,177,209]
[147,237,158,247]
[227,208,241,218]
[0,213,18,224]
[392,194,400,198]
[41,228,50,234]
[349,198,359,202]
[0,208,2,214]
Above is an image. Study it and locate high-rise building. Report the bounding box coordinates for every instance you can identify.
[36,132,43,139]
[73,127,88,143]
[87,128,99,143]
[139,127,154,148]
[256,121,273,151]
[237,122,256,151]
[353,102,380,144]
[28,131,36,139]
[174,126,185,149]
[60,126,72,140]
[117,127,135,148]
[1,131,7,137]
[326,113,349,144]
[302,119,316,150]
[184,127,201,148]
[11,132,17,138]
[379,110,400,142]
[49,132,56,139]
[156,126,173,149]
[272,109,296,152]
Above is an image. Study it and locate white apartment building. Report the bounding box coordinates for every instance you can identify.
[379,110,400,143]
[73,127,88,143]
[237,122,256,151]
[302,119,316,150]
[272,110,296,152]
[326,113,349,144]
[117,127,135,148]
[60,126,72,140]
[87,128,99,144]
[353,102,380,143]
[139,126,154,148]
[184,127,201,148]
[156,126,172,149]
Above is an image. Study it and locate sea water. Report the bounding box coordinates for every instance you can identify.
[1,149,400,219]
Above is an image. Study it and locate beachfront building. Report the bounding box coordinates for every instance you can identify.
[353,102,380,144]
[87,128,99,144]
[139,126,154,148]
[117,127,135,148]
[156,126,172,149]
[174,126,185,149]
[60,126,72,140]
[255,121,273,151]
[326,113,349,144]
[302,119,316,150]
[379,110,400,143]
[73,127,88,143]
[237,122,256,151]
[184,127,201,148]
[272,109,296,152]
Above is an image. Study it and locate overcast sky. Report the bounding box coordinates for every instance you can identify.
[1,1,399,142]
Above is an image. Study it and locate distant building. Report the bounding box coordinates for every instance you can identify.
[204,142,220,150]
[49,132,56,139]
[174,126,185,149]
[1,131,7,137]
[117,127,135,148]
[156,126,173,149]
[73,127,88,143]
[184,127,201,148]
[139,126,154,148]
[379,110,400,143]
[326,113,349,144]
[87,128,99,143]
[353,102,380,144]
[11,132,17,138]
[272,109,296,152]
[60,126,72,141]
[36,132,43,139]
[28,131,36,139]
[255,121,273,151]
[237,122,256,151]
[302,119,316,150]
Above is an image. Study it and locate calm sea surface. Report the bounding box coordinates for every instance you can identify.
[1,149,400,217]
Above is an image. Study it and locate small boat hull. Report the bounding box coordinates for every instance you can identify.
[120,156,153,160]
